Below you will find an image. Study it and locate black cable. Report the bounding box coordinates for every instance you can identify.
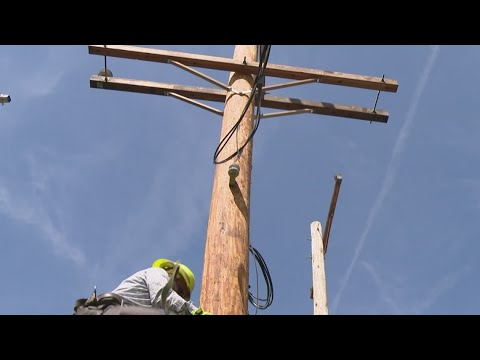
[252,245,259,315]
[213,46,268,164]
[213,45,271,164]
[248,244,274,310]
[226,45,269,162]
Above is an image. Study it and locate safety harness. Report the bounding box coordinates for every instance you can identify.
[73,288,133,315]
[73,263,181,315]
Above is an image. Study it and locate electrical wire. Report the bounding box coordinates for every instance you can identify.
[213,45,271,164]
[213,48,264,164]
[248,244,274,310]
[252,245,259,315]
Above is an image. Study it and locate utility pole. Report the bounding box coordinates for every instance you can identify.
[311,221,328,315]
[310,174,342,315]
[88,45,398,314]
[201,45,257,314]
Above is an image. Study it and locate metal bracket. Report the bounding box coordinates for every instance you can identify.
[323,174,342,254]
[229,88,253,96]
[370,75,385,123]
[262,78,318,92]
[167,92,223,116]
[260,109,313,119]
[168,59,230,91]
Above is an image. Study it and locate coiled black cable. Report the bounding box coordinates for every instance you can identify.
[248,244,274,310]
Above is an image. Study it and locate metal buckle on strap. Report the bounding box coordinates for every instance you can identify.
[97,292,125,306]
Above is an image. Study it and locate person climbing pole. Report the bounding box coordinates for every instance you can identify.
[74,258,211,315]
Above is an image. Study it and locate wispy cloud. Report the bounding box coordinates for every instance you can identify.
[0,180,85,265]
[19,46,70,99]
[361,260,468,314]
[104,164,206,266]
[412,266,469,314]
[0,136,126,267]
[100,118,212,278]
[0,46,77,141]
[25,70,66,98]
[460,179,480,210]
[331,46,441,314]
[360,260,403,314]
[0,46,77,101]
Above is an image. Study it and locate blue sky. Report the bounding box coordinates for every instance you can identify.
[0,45,477,315]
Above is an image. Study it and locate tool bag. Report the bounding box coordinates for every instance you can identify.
[73,291,127,315]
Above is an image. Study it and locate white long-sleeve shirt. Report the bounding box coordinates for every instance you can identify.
[111,267,198,315]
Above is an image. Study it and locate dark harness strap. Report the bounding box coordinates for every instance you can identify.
[74,292,134,315]
[97,292,130,306]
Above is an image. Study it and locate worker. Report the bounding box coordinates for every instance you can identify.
[74,258,211,315]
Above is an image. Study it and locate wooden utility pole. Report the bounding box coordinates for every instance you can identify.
[88,45,398,315]
[200,46,257,314]
[311,221,328,315]
[310,174,343,315]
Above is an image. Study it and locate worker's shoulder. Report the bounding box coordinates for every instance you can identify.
[139,266,169,277]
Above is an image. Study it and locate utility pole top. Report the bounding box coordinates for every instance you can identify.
[87,45,398,314]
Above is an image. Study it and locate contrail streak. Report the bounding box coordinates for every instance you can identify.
[331,46,441,314]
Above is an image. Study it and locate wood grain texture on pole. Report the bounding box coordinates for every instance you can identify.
[311,221,328,315]
[200,45,257,315]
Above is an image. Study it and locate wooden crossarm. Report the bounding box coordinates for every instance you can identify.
[90,75,389,123]
[89,45,398,93]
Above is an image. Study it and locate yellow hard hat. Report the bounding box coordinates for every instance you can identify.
[152,258,195,298]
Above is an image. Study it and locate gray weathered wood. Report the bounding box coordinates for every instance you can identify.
[311,221,328,315]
